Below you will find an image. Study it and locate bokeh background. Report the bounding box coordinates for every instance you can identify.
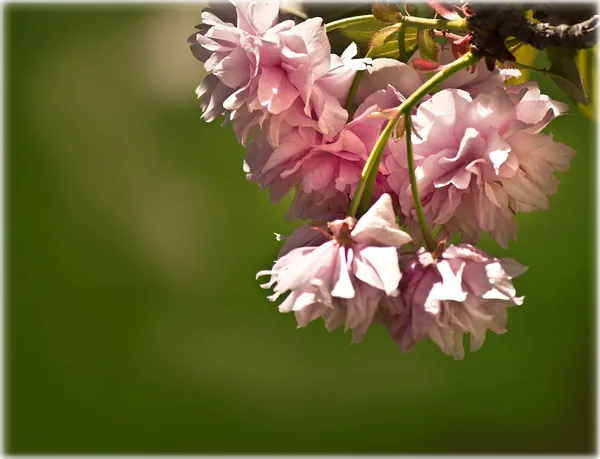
[5,3,596,454]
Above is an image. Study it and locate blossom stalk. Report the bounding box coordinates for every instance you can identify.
[394,14,470,32]
[325,13,469,34]
[348,51,481,218]
[405,115,436,251]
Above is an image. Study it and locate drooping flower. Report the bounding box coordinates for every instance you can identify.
[257,194,412,342]
[386,84,574,247]
[387,244,527,359]
[188,0,369,145]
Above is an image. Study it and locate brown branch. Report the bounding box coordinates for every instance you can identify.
[468,4,599,61]
[518,15,599,50]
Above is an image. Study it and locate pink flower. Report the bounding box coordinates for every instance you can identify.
[244,59,426,220]
[286,190,352,221]
[387,244,527,359]
[257,194,412,342]
[386,84,574,247]
[188,0,368,145]
[245,105,393,220]
[354,58,424,109]
[276,220,333,258]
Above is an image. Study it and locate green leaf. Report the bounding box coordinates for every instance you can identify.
[575,47,596,119]
[336,16,388,46]
[370,27,418,59]
[370,24,402,49]
[371,3,399,24]
[548,58,590,106]
[546,45,590,105]
[334,11,424,59]
[416,29,439,61]
[334,14,420,60]
[510,59,591,106]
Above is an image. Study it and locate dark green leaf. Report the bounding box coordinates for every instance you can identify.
[417,29,439,61]
[372,3,399,23]
[337,16,389,46]
[370,27,417,59]
[548,56,590,105]
[370,24,402,49]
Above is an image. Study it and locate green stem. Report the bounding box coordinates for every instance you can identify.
[325,13,469,34]
[395,14,469,32]
[348,51,480,223]
[405,115,436,252]
[325,15,375,33]
[401,51,480,118]
[353,116,397,216]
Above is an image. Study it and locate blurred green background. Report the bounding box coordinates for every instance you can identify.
[5,4,595,454]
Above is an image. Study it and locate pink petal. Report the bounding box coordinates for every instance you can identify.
[212,46,251,88]
[352,194,412,247]
[357,246,401,295]
[311,86,349,139]
[356,59,423,105]
[301,156,335,192]
[331,248,355,298]
[257,67,298,114]
[498,258,528,278]
[285,17,331,78]
[501,172,549,209]
[250,0,280,34]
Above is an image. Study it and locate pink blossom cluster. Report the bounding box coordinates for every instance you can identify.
[387,244,527,359]
[189,1,577,358]
[258,194,413,343]
[386,83,574,248]
[188,0,369,146]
